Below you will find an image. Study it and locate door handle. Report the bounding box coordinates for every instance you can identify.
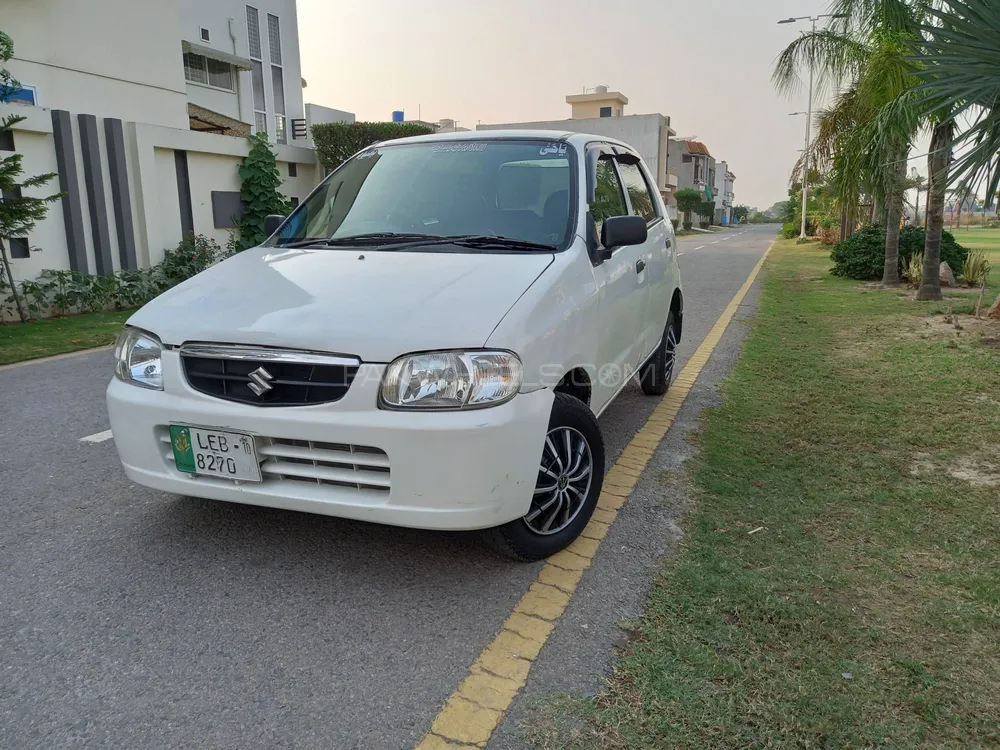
[635,259,646,274]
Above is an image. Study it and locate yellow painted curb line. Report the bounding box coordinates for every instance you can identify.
[415,240,775,749]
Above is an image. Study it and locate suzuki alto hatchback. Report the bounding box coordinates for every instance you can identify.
[107,131,683,560]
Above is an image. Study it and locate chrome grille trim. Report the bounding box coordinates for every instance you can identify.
[178,344,360,368]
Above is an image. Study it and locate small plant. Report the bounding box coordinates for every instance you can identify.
[904,252,924,286]
[158,233,222,288]
[670,218,679,231]
[962,251,991,287]
[780,221,799,239]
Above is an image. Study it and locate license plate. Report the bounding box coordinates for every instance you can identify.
[169,425,261,482]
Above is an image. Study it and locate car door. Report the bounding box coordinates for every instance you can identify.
[588,149,647,411]
[614,154,671,359]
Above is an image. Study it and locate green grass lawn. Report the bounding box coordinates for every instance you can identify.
[523,239,1000,749]
[0,310,131,366]
[952,227,1000,266]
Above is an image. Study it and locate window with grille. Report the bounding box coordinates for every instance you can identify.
[246,6,262,59]
[183,53,234,91]
[255,112,267,135]
[275,115,286,145]
[267,14,281,65]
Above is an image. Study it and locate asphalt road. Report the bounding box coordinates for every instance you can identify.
[0,224,775,749]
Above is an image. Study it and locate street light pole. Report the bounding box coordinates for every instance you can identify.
[778,12,847,241]
[800,17,816,240]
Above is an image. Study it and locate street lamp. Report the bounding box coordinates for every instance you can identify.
[778,12,848,240]
[789,112,809,219]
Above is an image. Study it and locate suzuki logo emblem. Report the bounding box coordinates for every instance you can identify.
[247,366,275,396]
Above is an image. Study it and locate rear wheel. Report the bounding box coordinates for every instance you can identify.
[482,392,605,561]
[639,311,678,396]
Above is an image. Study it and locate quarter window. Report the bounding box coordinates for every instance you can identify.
[590,155,627,236]
[617,161,658,223]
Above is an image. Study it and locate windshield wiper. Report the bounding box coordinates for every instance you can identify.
[385,235,558,252]
[278,233,445,249]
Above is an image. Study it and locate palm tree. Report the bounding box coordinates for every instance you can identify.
[910,0,1000,301]
[773,0,927,287]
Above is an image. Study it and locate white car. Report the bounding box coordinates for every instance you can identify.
[107,131,683,560]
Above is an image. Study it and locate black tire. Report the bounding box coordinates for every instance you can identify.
[639,311,678,396]
[482,392,605,562]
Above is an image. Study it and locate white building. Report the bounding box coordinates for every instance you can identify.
[715,162,736,225]
[478,87,679,218]
[1,0,336,286]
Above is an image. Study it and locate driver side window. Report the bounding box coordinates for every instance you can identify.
[590,155,627,237]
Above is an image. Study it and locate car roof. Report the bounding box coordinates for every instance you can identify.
[377,129,637,152]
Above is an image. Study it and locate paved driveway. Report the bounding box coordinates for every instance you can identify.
[0,225,774,749]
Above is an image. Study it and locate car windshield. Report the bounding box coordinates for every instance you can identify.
[271,139,575,250]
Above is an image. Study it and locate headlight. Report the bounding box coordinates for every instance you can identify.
[114,326,163,390]
[380,350,522,410]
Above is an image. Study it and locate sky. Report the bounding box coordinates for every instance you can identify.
[297,0,835,211]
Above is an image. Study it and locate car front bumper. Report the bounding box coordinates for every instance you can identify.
[106,355,553,531]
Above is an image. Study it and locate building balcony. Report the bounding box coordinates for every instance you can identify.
[666,167,678,189]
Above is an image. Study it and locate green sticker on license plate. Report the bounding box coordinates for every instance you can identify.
[169,425,197,473]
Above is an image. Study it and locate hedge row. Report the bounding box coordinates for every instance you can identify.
[311,122,435,172]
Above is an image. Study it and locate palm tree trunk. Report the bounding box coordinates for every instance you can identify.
[0,238,29,323]
[881,155,905,287]
[917,121,953,301]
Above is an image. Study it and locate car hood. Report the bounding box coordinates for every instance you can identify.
[128,246,554,362]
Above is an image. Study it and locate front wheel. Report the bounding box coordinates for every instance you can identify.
[639,311,678,396]
[482,392,605,561]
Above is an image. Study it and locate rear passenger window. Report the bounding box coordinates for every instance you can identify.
[590,156,627,236]
[617,161,658,223]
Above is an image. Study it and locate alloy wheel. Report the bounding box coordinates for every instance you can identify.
[664,325,678,383]
[524,426,594,535]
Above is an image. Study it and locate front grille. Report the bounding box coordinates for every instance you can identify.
[258,439,390,492]
[180,346,359,407]
[159,431,390,495]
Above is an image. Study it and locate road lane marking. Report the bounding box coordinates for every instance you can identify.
[415,239,776,749]
[677,252,685,256]
[694,245,705,250]
[79,429,114,444]
[711,240,719,244]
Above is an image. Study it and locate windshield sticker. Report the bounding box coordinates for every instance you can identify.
[539,143,567,157]
[429,142,488,153]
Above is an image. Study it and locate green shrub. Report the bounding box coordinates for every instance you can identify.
[158,233,222,288]
[962,250,991,287]
[3,233,225,321]
[682,220,692,230]
[671,218,679,231]
[780,221,799,239]
[311,121,435,172]
[830,225,967,280]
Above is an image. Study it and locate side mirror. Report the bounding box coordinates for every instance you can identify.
[264,214,285,236]
[601,215,647,252]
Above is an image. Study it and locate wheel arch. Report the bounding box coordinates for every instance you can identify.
[553,367,592,407]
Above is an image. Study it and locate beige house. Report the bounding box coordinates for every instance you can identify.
[565,86,628,119]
